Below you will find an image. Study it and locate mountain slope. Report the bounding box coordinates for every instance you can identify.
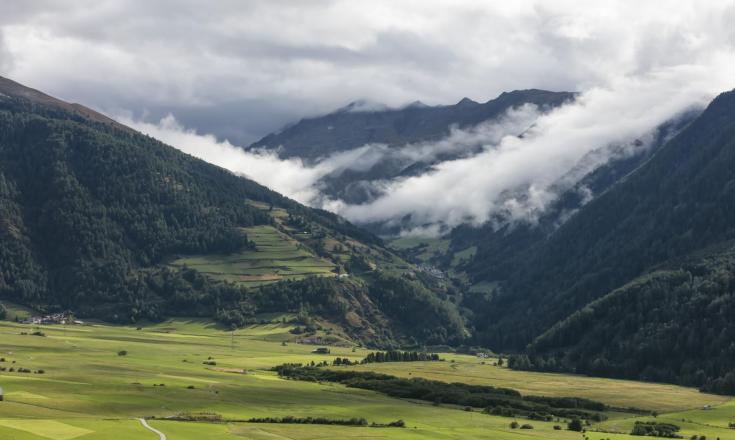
[520,244,735,394]
[0,76,463,345]
[453,110,698,284]
[472,89,735,351]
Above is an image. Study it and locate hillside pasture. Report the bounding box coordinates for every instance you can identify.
[171,225,335,287]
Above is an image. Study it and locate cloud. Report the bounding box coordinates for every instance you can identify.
[3,1,735,144]
[120,103,542,210]
[330,65,733,233]
[0,31,12,72]
[121,114,329,204]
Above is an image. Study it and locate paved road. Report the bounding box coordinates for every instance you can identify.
[138,418,166,440]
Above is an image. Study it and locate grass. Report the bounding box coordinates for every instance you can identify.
[338,357,727,413]
[0,318,733,439]
[467,280,498,295]
[388,236,450,264]
[0,301,37,321]
[171,225,336,287]
[450,246,476,267]
[0,420,93,439]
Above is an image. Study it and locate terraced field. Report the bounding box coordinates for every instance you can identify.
[171,225,335,287]
[0,316,734,439]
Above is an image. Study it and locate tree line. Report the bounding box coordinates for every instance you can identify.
[360,350,441,364]
[274,364,607,421]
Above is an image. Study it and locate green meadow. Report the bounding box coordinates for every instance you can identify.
[171,225,336,287]
[0,317,734,439]
[388,237,450,264]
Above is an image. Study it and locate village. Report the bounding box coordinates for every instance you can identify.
[21,312,83,326]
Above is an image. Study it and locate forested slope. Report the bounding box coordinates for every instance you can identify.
[0,76,463,345]
[472,89,735,351]
[514,245,735,394]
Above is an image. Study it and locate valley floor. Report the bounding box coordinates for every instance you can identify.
[0,316,733,439]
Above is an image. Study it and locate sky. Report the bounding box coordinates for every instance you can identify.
[3,1,735,234]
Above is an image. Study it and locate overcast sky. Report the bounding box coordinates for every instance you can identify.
[3,0,734,145]
[3,1,735,234]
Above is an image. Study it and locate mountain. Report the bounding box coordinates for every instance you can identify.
[468,89,735,392]
[250,90,575,204]
[250,90,575,159]
[0,76,464,346]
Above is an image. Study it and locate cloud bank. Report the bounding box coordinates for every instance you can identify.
[334,69,728,232]
[5,1,735,235]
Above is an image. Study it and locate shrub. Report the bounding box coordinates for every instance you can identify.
[520,424,534,429]
[568,418,583,432]
[554,425,562,430]
[510,421,519,429]
[117,350,128,356]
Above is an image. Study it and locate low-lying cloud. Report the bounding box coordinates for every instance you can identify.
[120,103,540,206]
[334,69,726,233]
[123,59,732,237]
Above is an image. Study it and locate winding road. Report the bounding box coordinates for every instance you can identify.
[138,418,167,440]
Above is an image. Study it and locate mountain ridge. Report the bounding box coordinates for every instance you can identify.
[249,89,575,159]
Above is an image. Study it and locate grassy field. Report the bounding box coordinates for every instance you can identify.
[171,225,336,287]
[339,357,727,413]
[388,237,450,264]
[0,317,734,439]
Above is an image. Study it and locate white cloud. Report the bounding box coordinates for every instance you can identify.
[121,114,327,204]
[3,1,735,140]
[120,103,539,207]
[332,65,733,232]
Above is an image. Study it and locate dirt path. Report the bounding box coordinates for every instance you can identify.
[138,418,166,440]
